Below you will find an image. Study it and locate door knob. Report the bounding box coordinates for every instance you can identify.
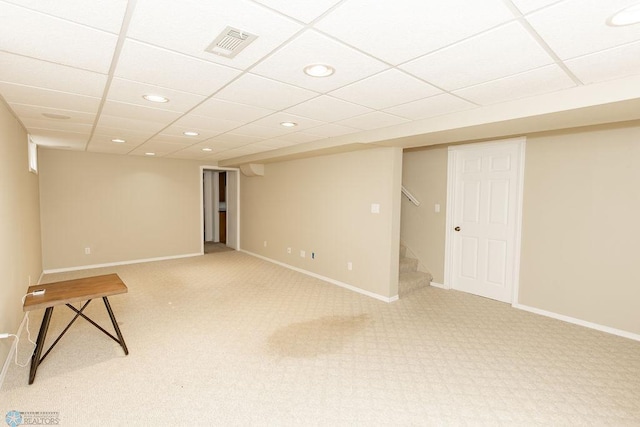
[454,226,461,231]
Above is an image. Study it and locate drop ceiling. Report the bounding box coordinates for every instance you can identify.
[1,0,640,165]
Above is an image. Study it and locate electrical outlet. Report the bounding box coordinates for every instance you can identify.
[300,250,305,258]
[347,261,353,271]
[84,247,91,255]
[263,241,267,247]
[287,247,291,254]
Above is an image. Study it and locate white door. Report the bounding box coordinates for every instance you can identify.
[446,139,525,303]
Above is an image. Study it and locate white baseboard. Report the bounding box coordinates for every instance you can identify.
[242,250,398,303]
[0,313,28,390]
[43,253,202,274]
[429,281,446,289]
[513,303,640,342]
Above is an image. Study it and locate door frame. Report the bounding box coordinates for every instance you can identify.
[200,166,241,254]
[443,137,526,305]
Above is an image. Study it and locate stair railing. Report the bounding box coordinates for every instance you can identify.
[401,185,420,206]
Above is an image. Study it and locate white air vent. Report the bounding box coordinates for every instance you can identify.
[205,26,258,58]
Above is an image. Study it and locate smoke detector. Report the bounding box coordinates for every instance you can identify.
[205,26,258,58]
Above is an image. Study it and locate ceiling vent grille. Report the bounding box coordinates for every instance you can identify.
[205,26,258,58]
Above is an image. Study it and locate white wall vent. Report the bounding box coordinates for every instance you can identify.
[205,26,258,58]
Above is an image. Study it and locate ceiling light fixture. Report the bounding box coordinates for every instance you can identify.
[142,94,169,103]
[280,121,298,128]
[607,3,640,26]
[183,131,200,136]
[111,138,126,143]
[303,64,335,77]
[145,152,156,156]
[202,148,213,152]
[42,113,71,120]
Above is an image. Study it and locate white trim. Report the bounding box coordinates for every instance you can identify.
[513,303,640,342]
[429,281,446,289]
[0,313,28,390]
[444,137,526,302]
[43,253,201,274]
[242,250,398,303]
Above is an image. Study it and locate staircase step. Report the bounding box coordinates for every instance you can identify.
[399,245,407,258]
[399,271,432,297]
[399,256,418,273]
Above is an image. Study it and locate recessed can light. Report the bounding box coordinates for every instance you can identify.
[202,148,213,152]
[145,152,156,156]
[280,121,298,128]
[42,113,71,120]
[607,4,640,26]
[183,131,200,136]
[111,138,126,143]
[142,94,169,103]
[303,64,335,77]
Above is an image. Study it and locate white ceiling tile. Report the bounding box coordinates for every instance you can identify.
[251,112,325,131]
[101,101,182,124]
[130,141,185,156]
[252,0,341,23]
[96,114,167,134]
[127,0,303,69]
[316,0,514,65]
[510,0,563,14]
[231,124,288,139]
[21,118,93,133]
[115,41,242,96]
[88,135,144,149]
[385,93,477,121]
[215,74,318,110]
[159,125,223,142]
[0,82,100,113]
[172,114,242,134]
[254,139,297,149]
[277,132,323,144]
[9,103,95,124]
[453,65,576,105]
[145,136,197,147]
[87,143,136,155]
[0,3,118,73]
[335,111,409,130]
[251,30,389,92]
[304,123,359,138]
[526,0,640,59]
[167,149,213,160]
[284,96,372,123]
[401,22,554,91]
[208,134,263,146]
[92,127,156,144]
[566,40,640,85]
[190,98,274,123]
[329,69,441,110]
[2,0,128,33]
[0,52,107,97]
[107,78,206,113]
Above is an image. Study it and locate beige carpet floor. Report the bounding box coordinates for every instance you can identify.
[2,251,639,426]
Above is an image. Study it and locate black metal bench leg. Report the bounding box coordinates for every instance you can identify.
[29,307,53,385]
[103,297,128,355]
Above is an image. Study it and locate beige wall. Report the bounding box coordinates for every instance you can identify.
[400,146,448,282]
[401,121,640,335]
[39,149,207,270]
[520,122,640,335]
[0,101,42,365]
[241,147,402,299]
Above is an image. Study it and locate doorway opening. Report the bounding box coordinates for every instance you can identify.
[201,166,240,255]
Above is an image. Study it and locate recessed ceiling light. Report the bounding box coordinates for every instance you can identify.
[280,121,298,128]
[303,64,335,77]
[111,138,126,143]
[42,113,71,120]
[142,94,169,103]
[183,131,200,136]
[202,148,213,152]
[145,152,156,156]
[607,3,640,26]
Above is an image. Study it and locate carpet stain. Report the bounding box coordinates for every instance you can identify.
[267,314,371,358]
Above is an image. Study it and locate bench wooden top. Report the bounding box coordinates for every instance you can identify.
[23,273,128,312]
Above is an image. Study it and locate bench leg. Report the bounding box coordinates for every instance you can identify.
[29,307,53,385]
[103,297,128,355]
